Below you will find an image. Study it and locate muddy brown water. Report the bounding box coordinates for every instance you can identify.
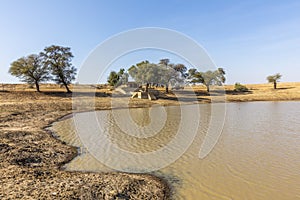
[50,101,300,199]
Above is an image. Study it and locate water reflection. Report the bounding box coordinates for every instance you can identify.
[51,102,300,199]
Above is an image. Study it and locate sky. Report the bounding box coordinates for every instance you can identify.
[0,0,300,84]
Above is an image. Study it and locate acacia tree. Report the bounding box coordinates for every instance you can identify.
[173,63,187,78]
[267,73,281,89]
[117,68,129,85]
[187,68,197,82]
[159,59,170,67]
[9,54,50,92]
[128,61,160,92]
[158,59,170,92]
[107,68,129,87]
[188,68,203,84]
[190,68,226,92]
[158,59,186,93]
[42,45,76,93]
[107,71,119,86]
[160,65,184,93]
[128,60,184,93]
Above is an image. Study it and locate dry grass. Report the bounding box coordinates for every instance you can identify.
[224,82,300,102]
[0,82,299,199]
[0,90,170,200]
[1,82,300,103]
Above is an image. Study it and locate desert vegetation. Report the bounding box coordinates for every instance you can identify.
[108,58,226,94]
[267,73,282,89]
[234,83,249,92]
[2,50,299,200]
[9,45,77,93]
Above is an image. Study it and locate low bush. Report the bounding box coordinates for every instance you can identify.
[234,83,249,92]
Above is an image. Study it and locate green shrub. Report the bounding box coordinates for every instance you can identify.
[234,82,249,92]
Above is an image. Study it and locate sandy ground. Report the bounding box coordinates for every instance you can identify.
[0,82,299,199]
[0,91,170,200]
[224,82,300,102]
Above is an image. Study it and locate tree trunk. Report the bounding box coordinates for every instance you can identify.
[206,85,210,92]
[63,82,72,93]
[165,84,169,93]
[145,83,149,92]
[273,81,277,89]
[35,81,41,92]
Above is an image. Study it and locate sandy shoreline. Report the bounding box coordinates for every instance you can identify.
[0,92,170,199]
[1,82,300,199]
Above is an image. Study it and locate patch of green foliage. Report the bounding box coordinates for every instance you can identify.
[234,82,249,92]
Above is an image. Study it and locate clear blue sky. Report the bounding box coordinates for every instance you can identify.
[1,0,300,84]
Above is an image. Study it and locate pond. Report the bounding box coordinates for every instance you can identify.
[50,101,300,199]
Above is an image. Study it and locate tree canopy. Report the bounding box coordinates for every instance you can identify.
[267,73,282,89]
[42,45,76,93]
[173,64,188,78]
[189,68,226,92]
[9,54,50,92]
[128,61,161,91]
[128,60,185,92]
[107,68,129,87]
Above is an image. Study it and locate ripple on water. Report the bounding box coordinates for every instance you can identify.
[51,102,300,199]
